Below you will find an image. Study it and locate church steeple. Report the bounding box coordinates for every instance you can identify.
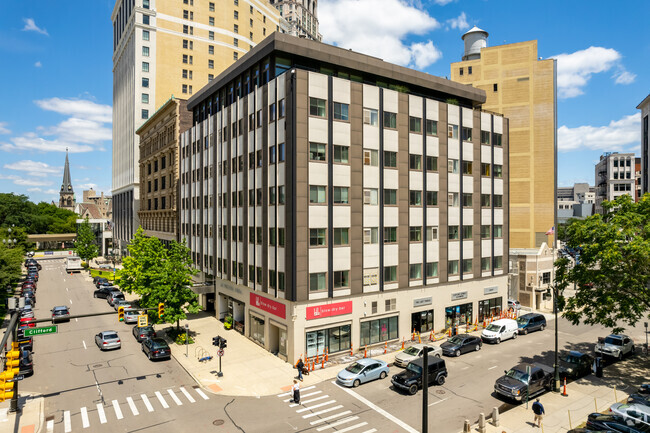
[59,148,75,210]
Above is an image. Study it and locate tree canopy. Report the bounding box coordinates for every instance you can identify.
[0,193,77,234]
[75,217,99,262]
[555,194,650,332]
[117,228,199,329]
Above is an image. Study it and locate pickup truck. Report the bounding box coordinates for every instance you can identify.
[595,334,635,360]
[494,363,553,401]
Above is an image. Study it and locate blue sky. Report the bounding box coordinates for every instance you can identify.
[0,0,648,205]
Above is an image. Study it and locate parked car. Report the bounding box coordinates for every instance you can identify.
[113,299,132,312]
[98,281,114,290]
[610,403,650,428]
[559,351,594,379]
[107,292,125,307]
[494,363,553,402]
[95,277,109,288]
[142,337,171,360]
[27,272,38,282]
[132,325,157,342]
[25,259,41,270]
[94,286,119,299]
[51,306,71,323]
[482,319,518,344]
[24,276,37,286]
[628,394,650,408]
[95,331,121,350]
[596,334,635,360]
[18,349,34,376]
[19,317,36,328]
[27,265,39,274]
[517,313,547,334]
[16,330,33,351]
[507,299,521,311]
[586,413,646,433]
[394,344,442,367]
[124,310,139,324]
[639,385,650,395]
[20,309,34,319]
[336,359,389,387]
[440,334,482,357]
[391,356,448,395]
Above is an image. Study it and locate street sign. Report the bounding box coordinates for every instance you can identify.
[217,349,225,357]
[10,375,25,382]
[24,325,58,337]
[138,315,148,327]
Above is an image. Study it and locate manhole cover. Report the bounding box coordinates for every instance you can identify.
[213,420,225,426]
[436,390,446,395]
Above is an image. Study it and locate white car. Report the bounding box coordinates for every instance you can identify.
[481,319,518,344]
[507,299,521,311]
[124,310,139,324]
[609,403,650,428]
[394,344,442,367]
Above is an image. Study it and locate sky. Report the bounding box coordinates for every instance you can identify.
[0,0,648,205]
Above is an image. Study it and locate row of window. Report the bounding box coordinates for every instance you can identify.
[146,196,168,211]
[215,259,286,290]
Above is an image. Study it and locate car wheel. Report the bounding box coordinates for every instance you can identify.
[540,324,545,331]
[496,338,501,344]
[523,328,528,335]
[475,344,481,351]
[94,293,97,298]
[617,352,623,361]
[148,352,152,361]
[437,375,446,386]
[512,332,517,340]
[631,346,635,355]
[408,384,418,395]
[353,379,360,388]
[455,349,461,357]
[379,371,387,380]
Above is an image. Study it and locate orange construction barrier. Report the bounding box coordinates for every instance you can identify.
[401,338,405,350]
[412,328,416,341]
[350,343,353,356]
[325,348,329,362]
[364,345,368,358]
[384,342,387,354]
[418,332,421,344]
[321,358,325,369]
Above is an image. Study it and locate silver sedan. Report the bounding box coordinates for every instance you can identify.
[95,331,121,350]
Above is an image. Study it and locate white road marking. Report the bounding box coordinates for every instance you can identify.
[75,318,78,322]
[127,397,139,416]
[167,389,183,405]
[46,417,54,433]
[112,399,123,419]
[180,387,195,403]
[66,287,69,292]
[333,381,419,433]
[360,429,377,433]
[69,299,73,304]
[285,390,322,402]
[428,397,448,407]
[488,365,498,370]
[155,391,169,408]
[296,400,337,413]
[290,395,329,407]
[310,410,352,425]
[302,405,344,419]
[80,407,89,428]
[194,388,210,400]
[96,403,107,424]
[316,416,359,431]
[278,385,315,397]
[63,410,71,432]
[337,422,369,433]
[461,366,470,370]
[141,394,154,412]
[82,340,87,350]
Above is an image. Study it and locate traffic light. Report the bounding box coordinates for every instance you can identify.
[0,369,14,402]
[118,306,125,322]
[219,337,227,350]
[158,303,165,319]
[212,336,221,347]
[5,349,20,376]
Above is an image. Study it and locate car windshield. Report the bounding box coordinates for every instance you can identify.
[486,324,502,332]
[517,317,529,325]
[406,363,422,375]
[345,362,365,374]
[605,336,623,346]
[104,333,118,340]
[403,347,420,356]
[505,368,529,383]
[151,340,168,349]
[448,336,464,344]
[564,354,581,364]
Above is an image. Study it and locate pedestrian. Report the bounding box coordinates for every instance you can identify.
[296,358,304,381]
[532,398,545,427]
[290,379,301,405]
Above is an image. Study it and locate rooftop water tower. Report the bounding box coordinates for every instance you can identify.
[461,26,488,61]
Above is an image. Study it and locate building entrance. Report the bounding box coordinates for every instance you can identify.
[445,303,473,334]
[411,310,434,334]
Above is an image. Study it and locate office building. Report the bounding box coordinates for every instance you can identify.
[595,152,636,214]
[111,0,284,255]
[639,94,650,195]
[269,0,321,41]
[180,33,509,361]
[450,27,556,249]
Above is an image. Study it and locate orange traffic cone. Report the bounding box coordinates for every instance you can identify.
[350,344,353,356]
[364,345,368,358]
[418,333,421,344]
[412,328,416,341]
[429,331,433,341]
[384,341,387,354]
[325,348,329,362]
[401,338,405,350]
[448,327,452,337]
[562,377,568,396]
[321,358,325,369]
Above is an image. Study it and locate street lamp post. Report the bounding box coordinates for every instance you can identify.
[553,281,560,392]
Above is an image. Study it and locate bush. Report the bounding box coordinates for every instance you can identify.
[166,327,195,345]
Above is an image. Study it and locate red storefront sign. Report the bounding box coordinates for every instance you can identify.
[250,293,286,319]
[306,301,353,320]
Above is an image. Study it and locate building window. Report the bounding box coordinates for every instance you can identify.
[234,24,239,33]
[333,271,349,288]
[142,46,149,56]
[309,142,326,161]
[409,263,422,280]
[448,192,459,207]
[309,185,326,204]
[481,163,491,176]
[493,256,503,269]
[334,228,349,245]
[141,93,149,104]
[493,195,503,208]
[233,52,238,60]
[426,262,438,278]
[409,154,421,170]
[448,159,459,174]
[409,226,422,242]
[462,127,472,141]
[384,189,397,205]
[494,133,502,146]
[210,17,215,26]
[250,18,254,27]
[426,119,438,136]
[481,130,490,145]
[462,193,473,207]
[279,99,286,118]
[409,116,421,133]
[142,62,149,72]
[309,272,326,291]
[468,66,472,75]
[208,30,215,40]
[183,54,188,64]
[384,227,397,243]
[462,161,473,175]
[333,145,349,164]
[462,259,473,274]
[409,190,422,206]
[426,191,437,205]
[141,109,149,119]
[363,188,378,205]
[182,69,188,79]
[143,0,150,8]
[481,225,491,238]
[493,83,498,92]
[208,59,214,69]
[459,67,464,76]
[493,225,503,237]
[494,165,503,178]
[383,266,398,283]
[269,102,276,121]
[142,77,149,87]
[363,108,378,126]
[333,102,349,121]
[182,84,188,94]
[481,257,491,271]
[306,324,351,357]
[363,149,379,166]
[309,97,326,117]
[363,228,379,244]
[481,194,491,207]
[209,45,214,54]
[448,124,459,139]
[142,30,150,41]
[209,2,215,11]
[383,112,397,128]
[426,156,438,171]
[384,151,397,168]
[333,187,349,204]
[448,260,459,276]
[462,225,473,239]
[448,225,459,240]
[360,316,398,346]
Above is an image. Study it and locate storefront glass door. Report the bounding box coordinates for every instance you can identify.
[250,314,265,346]
[445,303,473,331]
[411,310,434,334]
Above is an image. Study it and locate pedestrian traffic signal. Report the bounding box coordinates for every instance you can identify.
[0,370,14,402]
[118,306,125,322]
[212,336,221,347]
[219,337,227,349]
[158,303,165,319]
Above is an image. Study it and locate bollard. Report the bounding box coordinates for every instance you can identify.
[614,385,617,402]
[463,420,471,433]
[418,333,421,344]
[478,413,486,433]
[491,407,500,427]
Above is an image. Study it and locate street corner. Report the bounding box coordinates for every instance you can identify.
[207,384,223,393]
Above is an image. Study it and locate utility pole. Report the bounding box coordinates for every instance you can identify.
[422,349,428,433]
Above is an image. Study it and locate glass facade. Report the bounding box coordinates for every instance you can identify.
[445,303,473,331]
[306,324,351,357]
[360,316,398,346]
[478,297,502,322]
[250,314,265,346]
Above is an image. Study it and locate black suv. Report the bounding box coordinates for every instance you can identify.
[517,313,547,334]
[391,356,448,395]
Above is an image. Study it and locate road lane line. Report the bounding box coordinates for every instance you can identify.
[112,399,123,419]
[155,391,169,408]
[316,416,359,431]
[63,410,71,432]
[82,340,87,350]
[333,381,418,433]
[66,287,69,292]
[167,389,183,405]
[194,388,209,400]
[278,385,315,397]
[96,403,107,424]
[290,395,329,407]
[360,429,377,433]
[488,365,497,370]
[141,394,154,412]
[302,405,343,419]
[296,400,337,413]
[310,410,352,425]
[127,397,139,416]
[337,422,369,433]
[180,387,195,403]
[428,397,448,407]
[80,407,89,428]
[285,390,322,402]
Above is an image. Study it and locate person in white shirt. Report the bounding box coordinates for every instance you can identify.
[291,379,300,404]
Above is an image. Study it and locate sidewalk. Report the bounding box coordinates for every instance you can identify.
[0,393,44,433]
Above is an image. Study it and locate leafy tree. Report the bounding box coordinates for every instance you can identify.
[555,194,650,332]
[0,225,33,251]
[0,241,23,291]
[0,193,77,234]
[117,228,199,330]
[75,217,99,262]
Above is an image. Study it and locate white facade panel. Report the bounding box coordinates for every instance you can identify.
[383,245,399,265]
[481,178,492,193]
[409,243,423,263]
[309,117,328,142]
[333,121,350,146]
[447,104,460,125]
[409,95,423,117]
[363,125,380,149]
[426,242,439,261]
[426,99,439,121]
[427,172,439,192]
[463,209,473,225]
[409,171,422,190]
[494,116,503,134]
[494,179,503,195]
[308,71,328,100]
[494,209,504,224]
[309,205,328,227]
[462,107,473,126]
[494,147,503,165]
[363,166,380,188]
[309,248,328,273]
[384,129,399,151]
[427,208,439,226]
[409,207,423,226]
[332,77,351,104]
[409,134,423,154]
[481,240,492,256]
[384,207,399,226]
[308,162,328,185]
[494,239,503,256]
[363,207,379,227]
[462,241,473,259]
[332,247,350,271]
[362,84,379,108]
[426,136,439,156]
[463,141,473,160]
[364,245,379,267]
[448,207,460,225]
[448,241,460,259]
[333,206,350,227]
[332,165,351,186]
[481,112,491,130]
[383,89,398,112]
[462,175,473,192]
[384,169,399,188]
[448,139,460,160]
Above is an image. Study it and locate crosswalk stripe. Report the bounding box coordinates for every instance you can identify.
[289,395,329,407]
[310,410,352,425]
[112,400,123,420]
[194,387,210,400]
[167,389,183,406]
[302,405,343,419]
[141,394,154,412]
[127,397,139,416]
[63,410,71,433]
[359,429,377,433]
[155,391,169,409]
[337,422,369,433]
[80,407,90,428]
[316,416,360,431]
[284,390,321,402]
[296,400,337,413]
[277,385,315,397]
[180,387,196,403]
[96,403,107,424]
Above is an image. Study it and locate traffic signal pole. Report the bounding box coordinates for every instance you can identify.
[9,319,19,413]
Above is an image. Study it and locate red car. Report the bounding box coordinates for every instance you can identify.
[19,317,36,328]
[22,281,36,290]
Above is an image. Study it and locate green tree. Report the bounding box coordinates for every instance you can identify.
[75,217,99,262]
[117,228,199,330]
[0,193,77,234]
[0,241,23,291]
[555,194,650,332]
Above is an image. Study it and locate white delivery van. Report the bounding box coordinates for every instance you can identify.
[66,256,83,273]
[481,318,518,344]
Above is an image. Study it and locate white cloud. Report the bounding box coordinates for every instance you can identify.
[446,12,469,30]
[0,122,10,134]
[27,188,42,193]
[22,18,49,36]
[558,113,640,153]
[3,160,61,177]
[44,189,59,195]
[41,117,111,144]
[552,47,634,98]
[77,183,98,191]
[35,98,112,123]
[34,61,42,68]
[432,0,455,5]
[319,0,442,70]
[0,133,94,153]
[0,174,53,187]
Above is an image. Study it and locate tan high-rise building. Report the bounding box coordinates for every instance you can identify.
[111,0,285,253]
[451,27,556,249]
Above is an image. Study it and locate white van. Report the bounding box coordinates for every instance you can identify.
[481,318,518,344]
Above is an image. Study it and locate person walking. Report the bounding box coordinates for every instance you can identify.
[296,358,304,381]
[532,398,545,427]
[290,379,301,404]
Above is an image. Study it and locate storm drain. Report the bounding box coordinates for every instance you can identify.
[213,419,225,426]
